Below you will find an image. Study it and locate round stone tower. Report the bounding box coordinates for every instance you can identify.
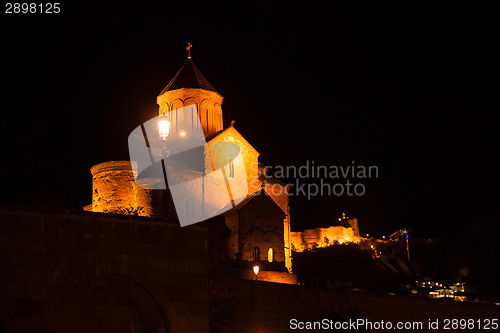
[90,161,166,217]
[156,58,224,136]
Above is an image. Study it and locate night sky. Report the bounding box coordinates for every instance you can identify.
[1,2,498,238]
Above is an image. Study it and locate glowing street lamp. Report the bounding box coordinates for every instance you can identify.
[253,265,260,280]
[158,117,170,140]
[158,116,171,216]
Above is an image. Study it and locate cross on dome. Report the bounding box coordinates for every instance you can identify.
[186,42,192,59]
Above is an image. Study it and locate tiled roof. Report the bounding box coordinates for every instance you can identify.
[158,59,216,95]
[204,128,226,142]
[216,190,264,216]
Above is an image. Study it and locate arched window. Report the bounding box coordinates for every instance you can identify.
[253,247,260,261]
[268,248,274,263]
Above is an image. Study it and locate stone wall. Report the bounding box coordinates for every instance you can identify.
[3,205,498,333]
[241,270,297,285]
[238,193,286,266]
[90,161,166,218]
[228,280,500,333]
[0,205,208,333]
[207,126,260,195]
[260,167,292,271]
[291,224,362,252]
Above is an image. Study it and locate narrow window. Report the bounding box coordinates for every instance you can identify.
[253,247,260,261]
[268,248,274,263]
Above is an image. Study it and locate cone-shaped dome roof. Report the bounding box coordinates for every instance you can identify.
[158,59,216,96]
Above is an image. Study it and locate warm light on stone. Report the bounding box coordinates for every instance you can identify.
[268,248,274,262]
[291,219,361,252]
[87,53,294,279]
[90,161,159,217]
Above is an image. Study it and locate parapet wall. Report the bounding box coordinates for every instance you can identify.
[2,205,498,333]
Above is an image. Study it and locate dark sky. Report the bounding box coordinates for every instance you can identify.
[1,1,498,238]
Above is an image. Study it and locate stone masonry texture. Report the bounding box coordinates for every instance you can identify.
[0,204,208,333]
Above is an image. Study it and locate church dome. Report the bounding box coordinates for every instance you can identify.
[157,45,223,136]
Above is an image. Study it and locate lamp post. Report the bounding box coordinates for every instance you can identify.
[158,116,170,217]
[253,265,259,281]
[158,117,170,140]
[158,115,171,160]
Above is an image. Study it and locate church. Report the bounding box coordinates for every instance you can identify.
[85,45,294,279]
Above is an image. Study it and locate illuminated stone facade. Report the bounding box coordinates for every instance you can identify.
[291,218,361,252]
[157,60,223,136]
[86,56,294,276]
[89,161,167,217]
